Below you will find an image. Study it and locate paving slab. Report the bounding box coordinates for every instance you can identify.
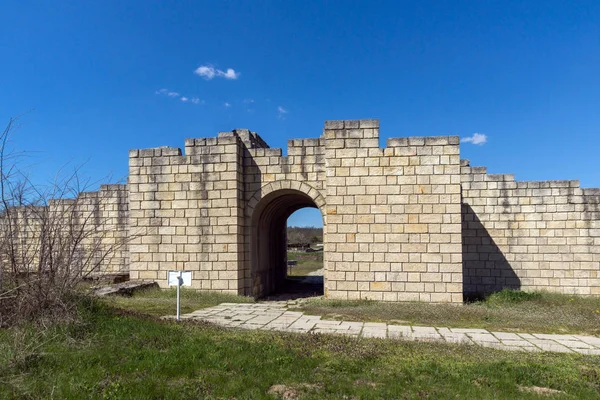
[499,339,538,348]
[388,325,412,338]
[528,340,573,353]
[468,333,500,343]
[450,328,488,334]
[412,326,438,334]
[438,330,473,345]
[573,348,600,355]
[364,322,387,328]
[481,343,527,352]
[346,321,365,329]
[553,339,595,349]
[314,320,342,328]
[491,332,521,340]
[573,336,600,348]
[313,328,340,334]
[362,328,387,339]
[518,333,536,339]
[169,302,600,355]
[533,333,575,340]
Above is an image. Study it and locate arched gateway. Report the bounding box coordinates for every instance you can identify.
[90,119,599,303]
[247,181,326,298]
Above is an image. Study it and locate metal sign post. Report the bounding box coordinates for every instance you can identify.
[176,271,182,321]
[168,271,192,321]
[287,260,297,275]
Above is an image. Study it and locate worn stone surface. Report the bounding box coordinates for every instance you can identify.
[91,280,158,296]
[165,302,600,354]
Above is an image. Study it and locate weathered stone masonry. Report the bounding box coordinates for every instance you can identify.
[323,121,463,302]
[23,119,600,302]
[461,161,600,296]
[2,184,129,275]
[123,118,600,301]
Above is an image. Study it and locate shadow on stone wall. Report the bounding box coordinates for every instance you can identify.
[461,204,520,300]
[582,191,600,223]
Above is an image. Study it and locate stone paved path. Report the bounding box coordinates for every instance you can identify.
[170,302,600,355]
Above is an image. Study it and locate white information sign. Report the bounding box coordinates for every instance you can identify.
[167,271,192,320]
[168,271,192,287]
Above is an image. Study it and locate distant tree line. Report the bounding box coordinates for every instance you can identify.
[286,226,323,245]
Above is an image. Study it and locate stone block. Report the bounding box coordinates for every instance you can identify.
[325,120,345,130]
[359,119,379,128]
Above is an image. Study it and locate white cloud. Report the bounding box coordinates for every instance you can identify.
[218,68,240,79]
[155,88,180,98]
[242,98,255,104]
[156,89,203,105]
[224,102,231,108]
[194,65,240,80]
[181,96,204,105]
[277,106,288,119]
[194,65,216,79]
[461,133,487,145]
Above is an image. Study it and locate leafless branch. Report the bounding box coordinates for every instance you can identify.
[0,116,129,327]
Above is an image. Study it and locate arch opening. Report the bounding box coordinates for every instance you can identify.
[250,189,325,299]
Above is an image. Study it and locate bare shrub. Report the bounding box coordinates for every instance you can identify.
[0,116,128,326]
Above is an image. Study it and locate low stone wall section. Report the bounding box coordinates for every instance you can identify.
[461,160,600,296]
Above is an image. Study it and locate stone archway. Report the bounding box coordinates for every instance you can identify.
[246,181,326,299]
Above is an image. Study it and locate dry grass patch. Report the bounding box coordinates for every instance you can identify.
[287,251,323,276]
[518,385,564,396]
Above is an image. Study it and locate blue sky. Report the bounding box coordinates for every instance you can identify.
[1,0,599,228]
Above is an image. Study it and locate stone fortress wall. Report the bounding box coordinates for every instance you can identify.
[322,121,463,302]
[14,119,599,302]
[79,184,130,273]
[124,119,599,301]
[2,184,129,275]
[461,161,600,296]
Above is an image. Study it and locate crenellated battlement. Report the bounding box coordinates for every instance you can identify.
[219,129,269,149]
[460,159,600,207]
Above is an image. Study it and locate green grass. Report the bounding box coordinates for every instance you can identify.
[296,290,600,336]
[287,251,323,277]
[101,287,254,317]
[485,289,543,304]
[1,298,600,399]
